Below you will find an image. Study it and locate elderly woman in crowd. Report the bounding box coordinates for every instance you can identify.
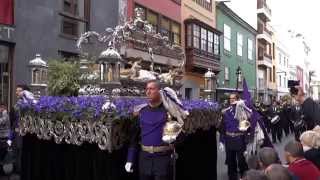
[300,130,320,169]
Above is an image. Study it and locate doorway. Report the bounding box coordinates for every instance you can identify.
[0,43,12,108]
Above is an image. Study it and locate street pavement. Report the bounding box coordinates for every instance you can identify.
[217,133,295,180]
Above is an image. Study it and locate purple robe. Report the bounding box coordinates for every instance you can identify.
[127,103,168,163]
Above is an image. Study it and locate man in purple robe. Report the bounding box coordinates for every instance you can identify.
[125,80,173,180]
[220,93,249,180]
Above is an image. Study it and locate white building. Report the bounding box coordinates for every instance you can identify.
[275,41,290,99]
[272,26,312,96]
[310,80,320,101]
[288,65,297,81]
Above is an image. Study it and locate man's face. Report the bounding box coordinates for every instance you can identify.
[293,89,304,105]
[229,94,237,104]
[146,82,160,102]
[16,87,23,98]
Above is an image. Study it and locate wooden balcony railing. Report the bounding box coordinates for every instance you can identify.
[192,0,212,11]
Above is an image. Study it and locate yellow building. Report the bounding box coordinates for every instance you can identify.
[256,0,276,103]
[181,0,222,99]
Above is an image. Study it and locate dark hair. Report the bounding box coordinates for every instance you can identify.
[258,147,280,168]
[16,84,30,91]
[284,140,304,158]
[0,102,7,107]
[265,164,291,180]
[146,79,161,90]
[243,170,268,180]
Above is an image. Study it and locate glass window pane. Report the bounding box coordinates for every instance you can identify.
[147,11,158,25]
[160,17,170,38]
[75,0,85,18]
[224,24,231,39]
[193,24,200,37]
[171,22,180,44]
[201,28,207,51]
[62,16,86,36]
[172,22,180,34]
[0,45,9,104]
[187,24,192,47]
[161,18,170,30]
[224,37,230,51]
[225,67,229,80]
[248,39,253,60]
[214,34,219,55]
[64,1,72,13]
[237,33,243,56]
[208,31,213,42]
[224,24,231,51]
[193,25,200,48]
[208,31,213,53]
[194,37,199,48]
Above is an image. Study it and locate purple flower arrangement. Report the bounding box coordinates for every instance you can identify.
[18,96,219,121]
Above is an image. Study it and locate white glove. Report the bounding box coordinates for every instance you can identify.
[219,142,225,152]
[6,140,12,146]
[162,135,176,144]
[125,162,133,173]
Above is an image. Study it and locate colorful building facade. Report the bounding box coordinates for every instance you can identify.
[216,3,257,101]
[181,0,221,100]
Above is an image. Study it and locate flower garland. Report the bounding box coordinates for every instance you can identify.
[17,96,221,151]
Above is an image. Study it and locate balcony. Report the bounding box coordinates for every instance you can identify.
[120,30,184,67]
[257,23,272,44]
[258,49,272,68]
[257,0,271,22]
[192,0,212,11]
[185,47,220,72]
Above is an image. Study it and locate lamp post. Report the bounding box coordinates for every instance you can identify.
[96,46,123,86]
[28,54,48,99]
[236,66,242,91]
[96,46,123,98]
[204,68,216,101]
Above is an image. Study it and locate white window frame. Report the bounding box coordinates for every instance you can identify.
[201,28,207,51]
[247,39,253,60]
[193,24,200,49]
[279,75,282,87]
[208,31,213,54]
[237,32,243,56]
[224,66,229,81]
[214,34,219,55]
[223,24,231,51]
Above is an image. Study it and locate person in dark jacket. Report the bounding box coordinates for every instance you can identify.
[268,101,282,143]
[293,87,320,130]
[300,130,320,169]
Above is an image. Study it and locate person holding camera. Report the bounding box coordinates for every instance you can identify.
[291,86,320,130]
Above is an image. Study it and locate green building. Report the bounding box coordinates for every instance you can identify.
[216,3,257,101]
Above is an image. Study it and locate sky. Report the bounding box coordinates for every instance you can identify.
[270,0,320,77]
[226,0,320,78]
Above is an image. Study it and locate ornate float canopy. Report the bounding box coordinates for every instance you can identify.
[76,7,185,96]
[16,8,222,153]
